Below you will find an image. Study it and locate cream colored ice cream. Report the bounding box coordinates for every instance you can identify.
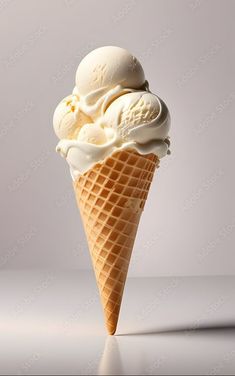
[53,95,92,139]
[103,91,170,142]
[76,46,145,97]
[54,46,170,178]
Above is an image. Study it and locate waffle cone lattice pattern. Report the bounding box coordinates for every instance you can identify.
[74,149,159,334]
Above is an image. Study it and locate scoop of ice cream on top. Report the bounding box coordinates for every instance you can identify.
[54,46,170,179]
[76,46,145,99]
[74,46,147,121]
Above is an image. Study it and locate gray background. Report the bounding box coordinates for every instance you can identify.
[1,0,234,276]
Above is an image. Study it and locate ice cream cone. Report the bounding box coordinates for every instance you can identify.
[73,149,159,334]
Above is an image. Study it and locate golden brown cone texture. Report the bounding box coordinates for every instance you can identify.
[73,149,159,335]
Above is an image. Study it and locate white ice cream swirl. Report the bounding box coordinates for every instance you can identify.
[53,46,170,179]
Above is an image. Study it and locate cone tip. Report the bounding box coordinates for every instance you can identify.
[107,326,116,335]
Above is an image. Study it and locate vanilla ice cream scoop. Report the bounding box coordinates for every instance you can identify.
[74,46,148,121]
[53,95,92,139]
[103,91,170,142]
[54,46,171,178]
[76,46,145,97]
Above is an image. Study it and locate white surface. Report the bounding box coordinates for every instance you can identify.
[1,0,234,276]
[0,270,234,375]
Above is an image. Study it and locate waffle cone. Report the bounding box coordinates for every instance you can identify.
[73,149,159,334]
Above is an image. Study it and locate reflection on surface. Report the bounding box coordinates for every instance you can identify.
[98,336,124,375]
[0,271,235,374]
[97,326,235,375]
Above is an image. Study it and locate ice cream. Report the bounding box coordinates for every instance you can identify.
[103,91,170,142]
[53,46,171,335]
[53,95,92,139]
[54,46,170,178]
[75,45,145,99]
